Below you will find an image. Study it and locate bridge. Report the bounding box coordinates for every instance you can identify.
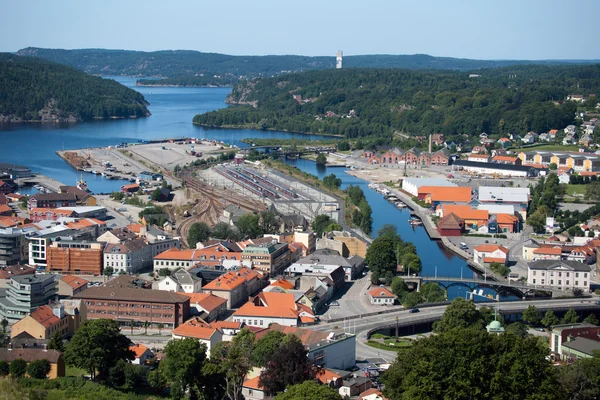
[403,276,565,298]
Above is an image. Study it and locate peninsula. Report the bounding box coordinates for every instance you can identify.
[0,53,150,123]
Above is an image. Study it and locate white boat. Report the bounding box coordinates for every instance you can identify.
[396,202,407,208]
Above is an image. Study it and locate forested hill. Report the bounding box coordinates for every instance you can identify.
[192,65,600,142]
[17,47,600,84]
[0,54,150,123]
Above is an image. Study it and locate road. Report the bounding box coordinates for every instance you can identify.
[313,297,600,362]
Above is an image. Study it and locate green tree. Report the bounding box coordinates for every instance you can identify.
[103,266,114,277]
[47,331,65,352]
[0,360,8,376]
[316,153,327,166]
[311,214,334,236]
[401,253,422,274]
[382,327,559,400]
[322,173,342,190]
[143,320,150,335]
[9,359,27,378]
[505,322,529,338]
[0,318,7,333]
[158,268,171,277]
[151,187,162,201]
[259,211,280,234]
[147,369,166,393]
[251,330,286,367]
[259,336,313,396]
[365,234,398,277]
[157,323,165,335]
[64,319,134,381]
[420,282,446,303]
[161,337,208,399]
[489,262,511,277]
[212,222,238,240]
[391,277,408,298]
[585,181,600,201]
[377,224,399,238]
[336,141,350,151]
[236,213,261,239]
[584,313,599,325]
[434,298,485,332]
[541,310,560,328]
[210,328,256,400]
[187,222,211,247]
[402,291,423,308]
[26,359,51,379]
[562,308,580,324]
[558,353,600,399]
[275,380,341,400]
[521,305,540,326]
[548,163,557,170]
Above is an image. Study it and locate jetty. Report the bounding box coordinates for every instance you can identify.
[16,175,65,193]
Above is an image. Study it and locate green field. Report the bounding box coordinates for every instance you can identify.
[511,144,580,152]
[565,184,586,196]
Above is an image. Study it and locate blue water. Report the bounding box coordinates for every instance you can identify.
[0,78,496,299]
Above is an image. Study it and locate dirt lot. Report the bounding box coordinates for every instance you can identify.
[127,141,234,170]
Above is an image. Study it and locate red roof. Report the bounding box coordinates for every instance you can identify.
[179,292,227,312]
[418,186,472,203]
[172,318,219,340]
[368,287,396,298]
[129,343,150,359]
[0,204,12,214]
[483,257,507,264]
[316,368,342,384]
[28,305,61,328]
[233,292,314,320]
[443,205,488,220]
[243,376,263,390]
[60,275,89,291]
[269,278,295,290]
[533,247,562,255]
[474,244,509,254]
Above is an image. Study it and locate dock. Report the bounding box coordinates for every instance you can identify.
[16,175,65,193]
[387,187,441,239]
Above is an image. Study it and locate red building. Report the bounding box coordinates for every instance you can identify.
[28,193,76,211]
[437,213,464,236]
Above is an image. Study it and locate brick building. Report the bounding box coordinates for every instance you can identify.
[46,240,104,275]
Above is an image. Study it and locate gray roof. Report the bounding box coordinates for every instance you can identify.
[12,274,56,284]
[562,337,600,356]
[173,269,200,285]
[296,254,356,267]
[478,186,530,203]
[528,260,591,272]
[0,348,62,364]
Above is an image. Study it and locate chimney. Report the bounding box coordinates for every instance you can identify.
[428,134,432,153]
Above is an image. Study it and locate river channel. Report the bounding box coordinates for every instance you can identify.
[0,77,482,298]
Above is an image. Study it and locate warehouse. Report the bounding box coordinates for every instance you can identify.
[452,160,540,177]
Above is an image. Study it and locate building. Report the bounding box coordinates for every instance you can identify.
[401,178,457,197]
[518,150,600,173]
[368,287,396,305]
[201,270,249,308]
[29,208,76,223]
[74,283,190,328]
[0,227,28,266]
[130,343,153,365]
[153,241,242,272]
[183,292,227,321]
[97,227,138,244]
[242,375,270,400]
[436,213,464,236]
[467,154,490,163]
[550,323,600,359]
[527,260,591,292]
[452,160,540,177]
[241,238,290,276]
[473,244,509,266]
[0,274,58,324]
[0,348,65,379]
[121,183,140,193]
[104,239,152,274]
[154,269,202,293]
[417,186,472,205]
[56,206,107,220]
[57,275,89,297]
[171,317,223,355]
[478,187,530,206]
[287,253,364,281]
[359,389,388,400]
[46,240,104,275]
[10,304,70,340]
[220,205,251,226]
[28,193,77,211]
[138,171,163,181]
[232,292,315,328]
[256,323,356,369]
[491,155,521,165]
[58,186,97,206]
[0,265,35,288]
[440,205,489,230]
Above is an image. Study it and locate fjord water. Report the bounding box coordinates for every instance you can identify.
[0,77,475,292]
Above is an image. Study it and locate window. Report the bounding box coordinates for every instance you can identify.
[533,271,536,276]
[576,273,579,278]
[533,279,536,284]
[584,273,588,278]
[566,281,570,285]
[566,273,570,278]
[575,281,579,286]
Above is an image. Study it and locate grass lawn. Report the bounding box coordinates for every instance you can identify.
[66,366,87,377]
[565,184,586,196]
[510,144,580,152]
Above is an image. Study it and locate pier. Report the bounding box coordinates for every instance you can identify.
[16,175,65,193]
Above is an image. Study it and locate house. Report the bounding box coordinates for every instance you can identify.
[0,204,12,216]
[130,343,153,365]
[360,388,389,400]
[201,269,249,309]
[256,323,356,369]
[121,183,140,193]
[492,155,521,165]
[432,133,445,146]
[549,129,559,139]
[58,186,97,206]
[104,238,152,274]
[567,95,585,102]
[339,376,374,398]
[0,348,65,379]
[182,292,227,321]
[495,213,520,233]
[153,269,202,293]
[232,292,315,328]
[138,171,163,181]
[10,304,70,340]
[440,205,489,230]
[368,287,396,305]
[401,178,457,197]
[473,244,509,266]
[527,260,591,292]
[27,193,77,211]
[287,253,364,282]
[316,231,367,258]
[58,275,89,297]
[550,324,600,360]
[436,213,464,236]
[241,238,291,276]
[522,132,538,144]
[171,317,223,355]
[220,205,251,226]
[472,146,488,154]
[153,242,243,271]
[242,376,271,400]
[417,186,472,205]
[497,137,512,148]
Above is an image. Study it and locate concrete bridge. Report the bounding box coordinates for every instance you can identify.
[403,276,566,298]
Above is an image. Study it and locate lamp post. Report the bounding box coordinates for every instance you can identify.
[395,316,399,342]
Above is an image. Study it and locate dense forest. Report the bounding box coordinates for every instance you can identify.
[136,75,237,87]
[0,53,150,122]
[18,47,600,83]
[193,65,600,142]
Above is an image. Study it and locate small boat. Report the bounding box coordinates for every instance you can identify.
[409,217,423,226]
[396,202,407,208]
[91,170,100,175]
[76,175,88,192]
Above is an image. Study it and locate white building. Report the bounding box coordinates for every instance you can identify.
[368,287,396,305]
[473,244,509,266]
[153,269,202,293]
[171,317,223,356]
[287,254,364,281]
[232,292,314,328]
[478,186,530,204]
[103,238,152,274]
[527,260,591,293]
[336,50,343,69]
[401,178,457,197]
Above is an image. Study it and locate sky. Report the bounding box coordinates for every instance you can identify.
[2,0,599,60]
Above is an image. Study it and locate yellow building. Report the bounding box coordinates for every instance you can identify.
[10,303,85,340]
[519,151,599,172]
[0,348,65,379]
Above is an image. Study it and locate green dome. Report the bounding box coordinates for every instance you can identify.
[488,320,502,329]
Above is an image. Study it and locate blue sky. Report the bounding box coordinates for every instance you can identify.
[2,0,599,60]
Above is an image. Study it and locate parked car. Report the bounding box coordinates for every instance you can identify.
[329,301,340,307]
[409,308,420,313]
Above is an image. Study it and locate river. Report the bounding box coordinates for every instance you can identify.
[0,77,481,298]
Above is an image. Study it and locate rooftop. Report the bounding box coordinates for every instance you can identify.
[75,284,189,304]
[562,337,600,356]
[29,305,61,328]
[418,186,472,202]
[60,275,89,291]
[130,343,151,359]
[179,292,226,312]
[0,348,62,364]
[528,260,591,272]
[474,244,509,254]
[369,287,396,298]
[172,317,220,340]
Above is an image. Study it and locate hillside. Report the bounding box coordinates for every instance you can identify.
[17,47,600,87]
[0,53,150,122]
[192,65,600,142]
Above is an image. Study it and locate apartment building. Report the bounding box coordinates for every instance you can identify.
[0,227,28,266]
[0,274,58,324]
[241,238,290,276]
[232,292,315,328]
[518,150,600,172]
[46,240,104,275]
[10,303,71,339]
[104,238,152,274]
[527,260,591,293]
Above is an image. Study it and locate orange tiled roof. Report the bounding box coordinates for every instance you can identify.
[30,208,75,216]
[549,129,559,134]
[483,257,507,263]
[212,321,243,330]
[155,248,196,260]
[498,138,511,143]
[172,318,219,340]
[523,163,547,169]
[178,292,227,312]
[418,186,472,203]
[474,244,509,254]
[29,305,61,328]
[126,223,144,233]
[496,214,519,224]
[233,292,314,320]
[269,278,295,290]
[0,204,12,214]
[492,155,518,162]
[369,287,396,298]
[60,275,89,291]
[129,344,150,359]
[443,205,488,220]
[203,271,246,291]
[533,247,562,255]
[243,376,263,390]
[0,216,29,228]
[316,368,342,385]
[359,388,387,400]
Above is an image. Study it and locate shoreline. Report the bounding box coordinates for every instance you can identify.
[192,123,345,138]
[135,83,233,88]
